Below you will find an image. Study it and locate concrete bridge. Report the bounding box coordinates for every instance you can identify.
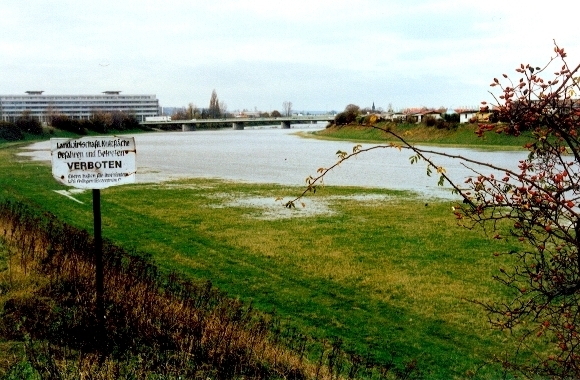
[141,115,335,131]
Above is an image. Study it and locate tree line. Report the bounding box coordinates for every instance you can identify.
[0,111,147,141]
[170,89,290,120]
[331,103,461,129]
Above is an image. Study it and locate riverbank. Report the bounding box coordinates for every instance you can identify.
[305,122,531,150]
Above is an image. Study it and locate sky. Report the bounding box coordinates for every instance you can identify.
[1,0,579,113]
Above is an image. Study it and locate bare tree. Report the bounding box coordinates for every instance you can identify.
[186,103,198,120]
[171,107,188,120]
[283,101,293,117]
[219,101,228,118]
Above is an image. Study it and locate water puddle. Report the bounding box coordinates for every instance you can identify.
[209,193,397,220]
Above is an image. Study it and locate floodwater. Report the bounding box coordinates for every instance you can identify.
[19,124,527,199]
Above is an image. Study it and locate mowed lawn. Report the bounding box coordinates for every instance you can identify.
[0,141,523,379]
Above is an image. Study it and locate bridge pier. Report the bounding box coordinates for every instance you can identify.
[232,122,245,130]
[182,123,196,131]
[281,120,292,129]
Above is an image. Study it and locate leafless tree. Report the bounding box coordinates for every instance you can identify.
[186,103,198,120]
[283,101,293,117]
[219,101,228,118]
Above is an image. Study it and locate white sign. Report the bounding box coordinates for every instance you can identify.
[51,136,136,189]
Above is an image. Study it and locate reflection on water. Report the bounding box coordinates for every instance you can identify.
[20,125,527,199]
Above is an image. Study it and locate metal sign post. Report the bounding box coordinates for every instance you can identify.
[51,136,136,335]
[93,189,104,328]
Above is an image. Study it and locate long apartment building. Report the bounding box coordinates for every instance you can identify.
[0,91,160,123]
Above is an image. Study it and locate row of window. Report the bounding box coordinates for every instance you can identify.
[1,107,159,115]
[1,106,158,110]
[0,96,156,101]
[2,109,157,114]
[1,105,158,109]
[2,102,158,106]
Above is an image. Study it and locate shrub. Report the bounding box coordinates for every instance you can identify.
[0,122,24,141]
[15,112,42,135]
[50,115,87,135]
[443,113,460,123]
[433,118,458,130]
[83,112,142,133]
[86,112,109,133]
[405,115,418,123]
[334,104,361,126]
[423,115,437,127]
[120,114,140,130]
[334,111,353,125]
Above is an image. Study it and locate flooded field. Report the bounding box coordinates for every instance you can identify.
[20,125,526,199]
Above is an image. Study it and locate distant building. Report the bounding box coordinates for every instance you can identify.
[414,110,442,123]
[0,91,160,123]
[454,108,480,123]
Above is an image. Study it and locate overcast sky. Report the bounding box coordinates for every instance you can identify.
[1,0,578,113]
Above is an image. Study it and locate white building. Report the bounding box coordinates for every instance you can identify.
[454,108,479,123]
[0,91,160,123]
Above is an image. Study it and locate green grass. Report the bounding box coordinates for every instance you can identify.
[0,138,527,379]
[310,122,533,150]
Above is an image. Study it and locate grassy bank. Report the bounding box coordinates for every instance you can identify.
[0,135,530,378]
[311,122,532,149]
[0,199,335,379]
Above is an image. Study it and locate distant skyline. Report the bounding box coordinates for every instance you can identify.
[1,1,578,113]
